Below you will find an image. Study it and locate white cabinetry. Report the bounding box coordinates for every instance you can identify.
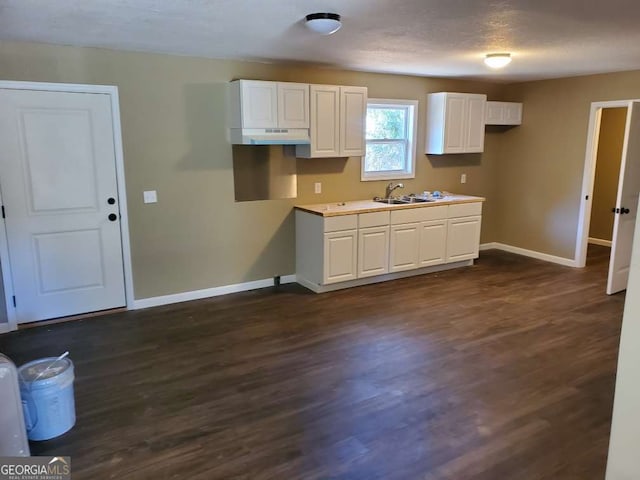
[485,101,522,125]
[390,223,420,272]
[323,215,358,284]
[295,201,483,292]
[425,92,487,154]
[357,212,390,278]
[277,83,310,128]
[230,80,309,129]
[234,80,278,128]
[324,230,358,284]
[446,203,482,262]
[390,206,448,272]
[299,85,340,157]
[296,85,367,158]
[340,86,368,157]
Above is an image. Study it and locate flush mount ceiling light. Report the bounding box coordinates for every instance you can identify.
[484,53,512,69]
[305,13,342,35]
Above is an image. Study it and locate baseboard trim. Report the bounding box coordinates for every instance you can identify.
[588,237,612,247]
[479,242,578,267]
[133,274,297,310]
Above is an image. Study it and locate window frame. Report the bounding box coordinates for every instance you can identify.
[361,98,419,182]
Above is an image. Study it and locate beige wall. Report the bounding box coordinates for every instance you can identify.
[0,41,505,299]
[590,108,626,242]
[499,70,640,259]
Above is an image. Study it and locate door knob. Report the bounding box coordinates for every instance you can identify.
[108,213,118,222]
[622,207,630,214]
[612,207,620,214]
[107,197,116,205]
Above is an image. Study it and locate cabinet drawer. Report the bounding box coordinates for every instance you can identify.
[324,214,358,232]
[448,202,482,218]
[359,211,390,228]
[391,205,448,225]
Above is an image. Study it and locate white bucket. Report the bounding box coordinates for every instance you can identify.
[19,357,76,441]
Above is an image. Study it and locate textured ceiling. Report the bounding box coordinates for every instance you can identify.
[1,0,640,82]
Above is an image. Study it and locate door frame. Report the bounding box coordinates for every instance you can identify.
[575,99,640,268]
[0,81,135,331]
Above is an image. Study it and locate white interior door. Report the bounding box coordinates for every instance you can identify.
[608,102,640,294]
[0,89,126,323]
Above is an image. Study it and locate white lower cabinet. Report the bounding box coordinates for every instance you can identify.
[446,216,481,262]
[446,202,482,262]
[358,226,389,278]
[418,219,448,267]
[391,205,448,270]
[295,201,483,292]
[357,211,390,278]
[324,230,358,284]
[390,223,420,272]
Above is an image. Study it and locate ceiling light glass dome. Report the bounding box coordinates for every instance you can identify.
[305,13,342,35]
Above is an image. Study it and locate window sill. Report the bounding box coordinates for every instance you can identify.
[361,172,416,182]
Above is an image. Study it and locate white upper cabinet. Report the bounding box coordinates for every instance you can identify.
[297,84,368,158]
[425,92,487,154]
[237,80,278,129]
[340,86,367,157]
[303,85,341,157]
[485,101,523,125]
[466,95,487,151]
[277,82,310,128]
[229,80,309,129]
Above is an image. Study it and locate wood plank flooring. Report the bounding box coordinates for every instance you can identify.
[0,246,625,479]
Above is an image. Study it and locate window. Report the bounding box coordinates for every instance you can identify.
[362,99,418,181]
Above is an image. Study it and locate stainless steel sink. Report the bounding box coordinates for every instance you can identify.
[374,196,435,205]
[375,198,408,204]
[402,197,434,203]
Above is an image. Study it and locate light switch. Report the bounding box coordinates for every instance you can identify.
[314,182,322,194]
[143,190,158,204]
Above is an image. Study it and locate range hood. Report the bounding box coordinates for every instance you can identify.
[229,128,310,145]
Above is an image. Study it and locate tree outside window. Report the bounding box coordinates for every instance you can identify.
[362,99,418,181]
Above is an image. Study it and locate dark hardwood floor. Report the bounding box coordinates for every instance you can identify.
[0,246,625,479]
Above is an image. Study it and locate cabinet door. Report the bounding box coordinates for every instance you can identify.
[485,101,504,124]
[446,216,481,263]
[465,95,486,152]
[504,102,522,125]
[419,219,448,267]
[277,82,309,128]
[240,80,278,128]
[324,230,358,284]
[443,94,466,153]
[358,226,389,278]
[310,85,340,157]
[389,223,420,272]
[340,86,367,157]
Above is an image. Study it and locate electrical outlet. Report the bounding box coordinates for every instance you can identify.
[314,182,322,194]
[460,173,467,184]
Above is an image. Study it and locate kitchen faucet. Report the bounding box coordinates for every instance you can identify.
[385,182,404,199]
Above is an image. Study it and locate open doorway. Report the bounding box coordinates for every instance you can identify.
[576,100,640,294]
[587,107,626,256]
